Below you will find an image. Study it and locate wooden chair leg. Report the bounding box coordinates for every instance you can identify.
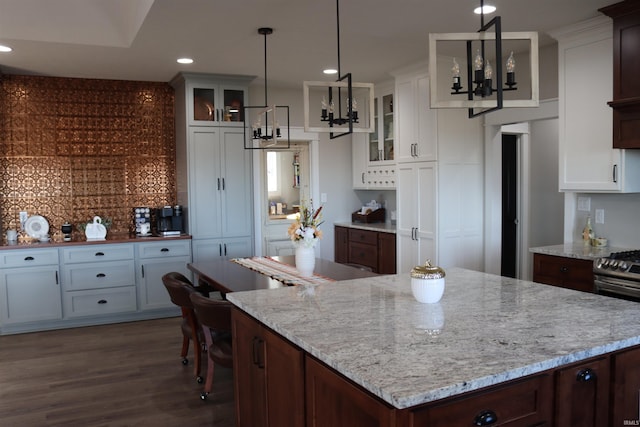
[180,335,190,359]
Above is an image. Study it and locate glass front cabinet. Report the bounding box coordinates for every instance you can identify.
[368,82,394,164]
[188,78,248,126]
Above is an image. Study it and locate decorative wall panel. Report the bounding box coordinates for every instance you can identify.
[0,75,176,239]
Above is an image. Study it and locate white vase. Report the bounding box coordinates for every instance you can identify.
[295,246,316,277]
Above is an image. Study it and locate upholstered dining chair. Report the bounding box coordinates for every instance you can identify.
[161,272,206,383]
[189,292,233,401]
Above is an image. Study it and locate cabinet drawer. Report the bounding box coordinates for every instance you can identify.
[348,229,377,245]
[63,286,137,318]
[409,374,553,426]
[0,249,59,268]
[63,260,135,290]
[349,242,378,270]
[61,244,134,264]
[533,253,594,293]
[137,240,191,259]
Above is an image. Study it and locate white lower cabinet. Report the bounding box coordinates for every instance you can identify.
[0,248,62,325]
[192,237,252,263]
[397,162,437,274]
[137,240,192,310]
[61,244,137,318]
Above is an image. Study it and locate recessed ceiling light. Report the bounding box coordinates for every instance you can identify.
[474,5,496,14]
[177,58,194,64]
[0,45,12,53]
[323,68,338,75]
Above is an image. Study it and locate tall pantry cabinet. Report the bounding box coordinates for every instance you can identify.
[393,63,484,273]
[171,73,255,263]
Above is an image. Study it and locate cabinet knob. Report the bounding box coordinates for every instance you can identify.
[473,410,498,426]
[560,266,568,273]
[577,368,596,382]
[97,299,107,304]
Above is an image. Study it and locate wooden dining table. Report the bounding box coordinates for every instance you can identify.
[188,256,378,294]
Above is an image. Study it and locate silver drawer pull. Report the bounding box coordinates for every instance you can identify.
[96,273,106,278]
[97,299,107,304]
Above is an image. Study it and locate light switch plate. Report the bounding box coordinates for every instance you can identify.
[595,209,605,224]
[577,196,591,212]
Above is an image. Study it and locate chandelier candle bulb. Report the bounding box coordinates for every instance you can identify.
[506,51,516,86]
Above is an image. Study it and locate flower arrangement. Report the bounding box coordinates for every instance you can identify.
[287,200,323,248]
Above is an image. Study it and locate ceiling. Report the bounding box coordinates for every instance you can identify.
[0,0,616,89]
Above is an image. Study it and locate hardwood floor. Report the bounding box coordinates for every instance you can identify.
[0,318,235,426]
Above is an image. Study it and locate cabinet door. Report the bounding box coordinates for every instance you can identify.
[532,253,594,293]
[189,127,222,238]
[0,266,62,324]
[378,232,396,274]
[220,127,253,238]
[555,356,609,427]
[611,346,640,425]
[395,73,437,163]
[558,25,621,192]
[397,162,437,273]
[232,309,305,427]
[334,226,349,264]
[138,256,191,310]
[191,237,252,263]
[352,133,368,189]
[306,356,395,427]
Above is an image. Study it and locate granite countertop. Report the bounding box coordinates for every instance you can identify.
[228,268,640,409]
[334,221,396,234]
[0,233,191,250]
[529,242,634,261]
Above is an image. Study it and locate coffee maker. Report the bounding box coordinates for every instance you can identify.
[155,205,183,236]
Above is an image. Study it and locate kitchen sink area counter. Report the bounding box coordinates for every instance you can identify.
[229,268,640,424]
[333,221,396,234]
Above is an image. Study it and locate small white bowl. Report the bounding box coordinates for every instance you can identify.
[39,235,50,243]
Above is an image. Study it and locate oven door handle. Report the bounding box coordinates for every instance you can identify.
[595,276,640,290]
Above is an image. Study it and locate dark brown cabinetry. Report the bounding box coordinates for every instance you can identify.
[600,0,640,148]
[231,308,304,427]
[306,356,396,427]
[611,345,640,424]
[532,253,595,293]
[403,374,553,427]
[555,357,610,426]
[334,226,396,274]
[233,308,640,427]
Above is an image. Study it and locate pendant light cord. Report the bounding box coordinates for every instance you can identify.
[336,0,341,77]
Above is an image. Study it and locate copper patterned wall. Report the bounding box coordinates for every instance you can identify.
[0,75,176,238]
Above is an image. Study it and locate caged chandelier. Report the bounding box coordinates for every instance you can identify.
[243,27,290,149]
[428,0,539,117]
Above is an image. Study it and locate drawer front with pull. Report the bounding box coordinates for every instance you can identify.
[63,286,137,318]
[348,229,378,246]
[137,240,191,259]
[61,244,134,263]
[0,249,59,268]
[62,260,135,291]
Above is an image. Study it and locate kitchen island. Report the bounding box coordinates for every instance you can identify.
[228,268,640,426]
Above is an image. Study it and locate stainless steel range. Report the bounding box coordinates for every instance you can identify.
[594,250,640,301]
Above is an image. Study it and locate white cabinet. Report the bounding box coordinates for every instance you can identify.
[0,248,62,326]
[172,73,255,264]
[397,162,437,274]
[368,82,395,164]
[137,240,192,311]
[184,74,248,127]
[394,69,438,163]
[60,244,137,318]
[554,17,640,193]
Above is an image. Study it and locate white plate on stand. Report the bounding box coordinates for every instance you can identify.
[24,215,50,238]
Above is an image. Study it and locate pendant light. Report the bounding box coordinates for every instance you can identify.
[244,27,290,149]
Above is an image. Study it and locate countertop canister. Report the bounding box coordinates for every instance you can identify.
[411,260,446,303]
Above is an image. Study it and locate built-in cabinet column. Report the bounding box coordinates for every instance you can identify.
[171,73,255,262]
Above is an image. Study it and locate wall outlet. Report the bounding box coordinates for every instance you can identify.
[595,209,605,224]
[19,211,28,230]
[577,196,591,212]
[320,193,327,203]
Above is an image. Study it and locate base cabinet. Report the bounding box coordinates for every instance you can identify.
[532,253,594,293]
[334,226,396,274]
[233,306,640,427]
[232,308,304,427]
